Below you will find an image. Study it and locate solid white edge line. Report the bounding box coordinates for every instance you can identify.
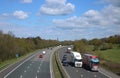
[0,50,40,74]
[50,47,55,78]
[99,69,112,78]
[4,53,37,78]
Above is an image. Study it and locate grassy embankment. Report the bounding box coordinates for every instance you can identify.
[86,44,120,75]
[52,51,61,78]
[52,49,68,78]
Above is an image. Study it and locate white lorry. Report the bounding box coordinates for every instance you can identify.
[70,52,82,67]
[67,47,72,53]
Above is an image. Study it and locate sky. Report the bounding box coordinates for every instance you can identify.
[0,0,120,41]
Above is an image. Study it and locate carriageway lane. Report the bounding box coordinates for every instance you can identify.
[58,47,110,78]
[3,47,58,78]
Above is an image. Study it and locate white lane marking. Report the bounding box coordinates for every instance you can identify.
[50,47,60,78]
[36,56,44,74]
[32,62,34,63]
[20,75,23,78]
[76,70,78,72]
[4,52,38,78]
[38,67,40,69]
[94,75,97,77]
[24,70,26,73]
[30,64,32,66]
[81,74,83,77]
[35,75,37,78]
[37,70,39,73]
[27,66,30,69]
[99,70,112,78]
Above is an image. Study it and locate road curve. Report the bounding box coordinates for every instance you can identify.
[58,47,112,78]
[0,47,58,78]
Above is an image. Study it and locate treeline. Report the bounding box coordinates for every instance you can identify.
[74,35,120,52]
[0,31,60,62]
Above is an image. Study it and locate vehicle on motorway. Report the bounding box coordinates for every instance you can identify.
[62,59,69,66]
[62,55,67,63]
[62,54,69,66]
[67,47,72,53]
[42,51,46,55]
[70,52,82,67]
[82,54,100,71]
[63,54,67,58]
[39,54,43,58]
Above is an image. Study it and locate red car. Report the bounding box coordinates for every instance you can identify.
[39,54,43,58]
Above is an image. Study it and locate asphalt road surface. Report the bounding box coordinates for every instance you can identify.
[0,47,58,78]
[58,47,111,78]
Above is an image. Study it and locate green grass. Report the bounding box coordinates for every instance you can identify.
[52,51,62,78]
[99,48,120,63]
[85,44,120,64]
[86,44,120,75]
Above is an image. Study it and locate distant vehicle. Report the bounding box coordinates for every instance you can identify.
[70,52,82,67]
[62,59,69,66]
[62,54,68,66]
[39,54,43,58]
[42,51,46,55]
[62,58,67,63]
[62,55,67,63]
[63,54,67,58]
[82,54,100,71]
[67,47,72,53]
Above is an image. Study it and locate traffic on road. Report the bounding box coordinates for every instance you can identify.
[59,47,110,78]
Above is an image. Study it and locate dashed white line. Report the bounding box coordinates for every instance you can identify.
[4,52,38,78]
[38,67,40,69]
[32,62,34,63]
[24,70,26,73]
[27,66,30,69]
[35,75,37,78]
[81,74,83,77]
[37,70,39,73]
[94,75,97,77]
[30,64,32,66]
[20,75,23,78]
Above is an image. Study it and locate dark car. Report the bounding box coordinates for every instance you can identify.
[62,59,68,66]
[63,54,67,58]
[39,54,43,58]
[62,57,66,63]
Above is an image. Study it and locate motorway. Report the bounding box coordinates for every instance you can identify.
[58,47,111,78]
[0,47,58,78]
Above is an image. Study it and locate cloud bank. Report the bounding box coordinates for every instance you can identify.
[53,5,120,29]
[39,0,75,15]
[21,0,32,3]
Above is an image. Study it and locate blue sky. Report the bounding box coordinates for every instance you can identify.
[0,0,120,41]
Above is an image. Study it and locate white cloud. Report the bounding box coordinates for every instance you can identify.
[0,13,10,20]
[13,10,28,20]
[39,0,75,15]
[53,4,120,29]
[104,0,120,7]
[21,0,32,3]
[51,2,120,40]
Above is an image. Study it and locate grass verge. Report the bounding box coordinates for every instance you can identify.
[85,45,120,75]
[52,49,68,78]
[52,50,62,78]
